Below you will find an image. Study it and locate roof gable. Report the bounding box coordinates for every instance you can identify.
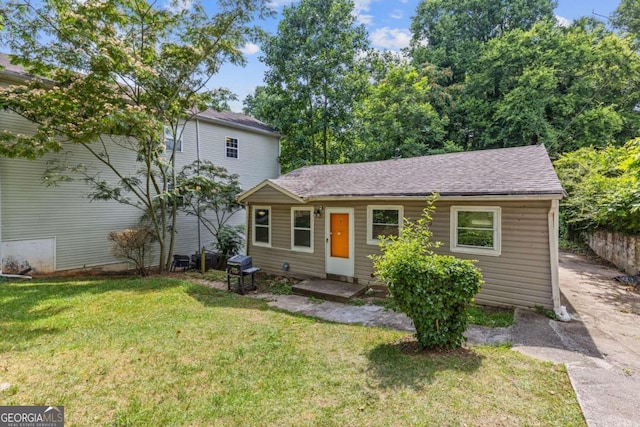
[261,145,564,200]
[238,180,305,204]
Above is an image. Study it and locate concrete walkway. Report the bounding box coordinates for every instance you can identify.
[251,252,640,427]
[514,252,640,427]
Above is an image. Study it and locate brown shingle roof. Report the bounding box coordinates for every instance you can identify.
[268,145,564,199]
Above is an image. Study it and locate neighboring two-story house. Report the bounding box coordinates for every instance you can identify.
[0,55,281,273]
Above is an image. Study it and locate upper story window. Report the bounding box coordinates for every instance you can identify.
[367,205,403,245]
[253,206,271,247]
[164,126,183,152]
[450,206,501,256]
[226,137,239,158]
[291,207,313,252]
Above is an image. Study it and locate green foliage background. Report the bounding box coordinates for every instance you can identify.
[555,139,640,237]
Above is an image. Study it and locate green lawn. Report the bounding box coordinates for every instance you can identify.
[0,277,585,426]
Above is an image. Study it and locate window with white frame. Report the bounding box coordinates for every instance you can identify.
[450,206,501,256]
[367,206,403,245]
[291,207,313,252]
[253,206,271,246]
[164,126,183,152]
[226,137,238,158]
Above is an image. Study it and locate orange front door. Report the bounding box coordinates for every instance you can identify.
[330,213,349,258]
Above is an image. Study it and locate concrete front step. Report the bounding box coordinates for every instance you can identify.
[292,279,368,303]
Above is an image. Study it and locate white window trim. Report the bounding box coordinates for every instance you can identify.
[450,206,501,256]
[252,206,271,247]
[225,136,239,159]
[291,207,314,253]
[367,205,404,245]
[164,126,183,152]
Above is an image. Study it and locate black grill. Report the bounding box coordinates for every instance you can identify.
[227,255,253,275]
[226,255,260,294]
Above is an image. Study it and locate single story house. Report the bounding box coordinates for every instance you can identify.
[238,144,566,313]
[0,53,281,273]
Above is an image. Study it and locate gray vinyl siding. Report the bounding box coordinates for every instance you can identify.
[248,205,325,278]
[0,108,280,271]
[244,186,302,205]
[0,113,142,270]
[244,194,554,308]
[188,119,280,250]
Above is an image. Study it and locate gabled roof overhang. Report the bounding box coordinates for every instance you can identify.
[237,180,305,204]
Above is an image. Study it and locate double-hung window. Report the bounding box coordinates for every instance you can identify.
[450,206,501,256]
[253,206,271,247]
[291,207,313,252]
[367,206,403,245]
[226,137,239,158]
[164,126,183,152]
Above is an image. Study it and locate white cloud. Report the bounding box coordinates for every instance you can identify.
[390,9,403,20]
[164,0,193,12]
[370,27,411,50]
[399,0,408,3]
[556,15,571,28]
[268,0,296,7]
[358,14,374,25]
[352,0,375,26]
[240,42,260,55]
[353,0,373,14]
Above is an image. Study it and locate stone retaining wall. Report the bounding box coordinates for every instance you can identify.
[588,230,640,275]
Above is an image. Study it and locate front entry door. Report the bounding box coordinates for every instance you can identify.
[326,208,354,277]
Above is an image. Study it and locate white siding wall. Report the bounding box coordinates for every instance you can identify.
[0,112,141,271]
[191,119,280,251]
[0,110,280,272]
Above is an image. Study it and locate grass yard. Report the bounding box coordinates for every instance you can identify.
[0,277,585,426]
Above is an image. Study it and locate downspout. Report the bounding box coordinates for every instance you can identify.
[549,199,570,321]
[244,203,250,256]
[196,119,202,250]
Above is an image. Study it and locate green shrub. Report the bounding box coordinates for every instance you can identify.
[108,228,156,276]
[268,279,293,295]
[214,225,245,257]
[555,140,640,237]
[371,196,483,349]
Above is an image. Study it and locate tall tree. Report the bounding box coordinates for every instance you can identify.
[350,63,451,162]
[244,0,369,172]
[0,0,271,271]
[410,0,556,84]
[612,0,640,47]
[461,19,640,153]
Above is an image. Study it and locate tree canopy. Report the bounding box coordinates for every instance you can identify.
[612,0,640,47]
[460,19,640,153]
[555,140,640,237]
[350,63,451,162]
[244,0,369,172]
[410,0,556,84]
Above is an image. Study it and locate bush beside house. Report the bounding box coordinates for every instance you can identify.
[371,198,483,349]
[555,140,640,271]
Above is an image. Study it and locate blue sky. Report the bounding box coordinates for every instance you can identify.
[217,0,621,112]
